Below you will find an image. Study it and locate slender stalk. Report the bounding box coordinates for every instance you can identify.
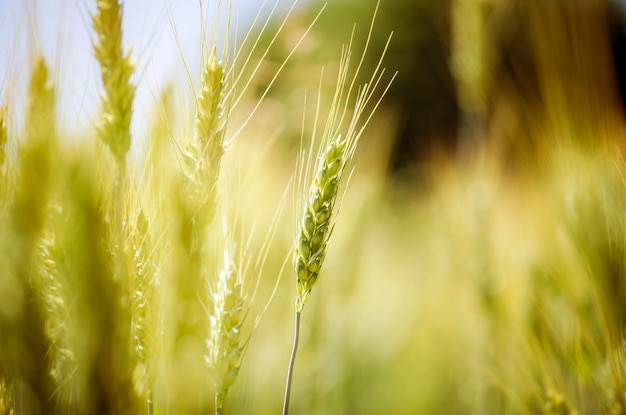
[282,311,301,415]
[147,390,153,415]
[215,392,224,415]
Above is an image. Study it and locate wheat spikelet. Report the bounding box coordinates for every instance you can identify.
[93,0,135,166]
[182,50,227,239]
[206,233,245,413]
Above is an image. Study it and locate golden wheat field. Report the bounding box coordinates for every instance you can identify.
[2,0,626,414]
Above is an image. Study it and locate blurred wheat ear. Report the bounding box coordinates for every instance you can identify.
[182,49,227,246]
[206,231,246,415]
[93,0,135,169]
[126,203,156,411]
[544,389,578,415]
[0,54,58,414]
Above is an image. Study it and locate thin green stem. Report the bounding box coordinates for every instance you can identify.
[147,390,153,415]
[215,391,224,415]
[282,311,301,415]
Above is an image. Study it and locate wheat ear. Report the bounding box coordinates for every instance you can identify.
[93,3,142,411]
[26,56,56,145]
[93,0,135,167]
[206,233,245,415]
[183,49,227,240]
[544,389,577,415]
[127,205,155,411]
[294,135,352,312]
[93,0,134,293]
[36,215,76,403]
[283,1,395,412]
[0,54,57,414]
[292,2,395,313]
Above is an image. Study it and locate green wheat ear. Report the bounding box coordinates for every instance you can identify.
[283,2,395,412]
[293,38,395,312]
[93,0,135,166]
[295,135,348,312]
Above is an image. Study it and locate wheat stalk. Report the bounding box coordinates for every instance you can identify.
[206,231,246,415]
[93,2,143,410]
[283,2,395,412]
[165,48,229,413]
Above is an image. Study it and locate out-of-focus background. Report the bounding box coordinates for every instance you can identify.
[0,0,284,135]
[4,0,626,413]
